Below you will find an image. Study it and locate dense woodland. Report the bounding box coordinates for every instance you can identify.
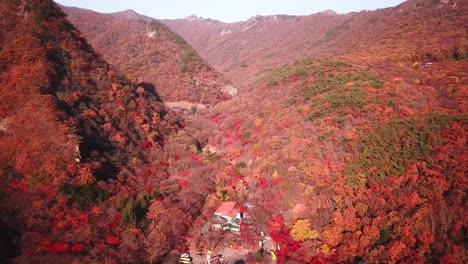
[0,0,467,263]
[164,0,468,90]
[0,0,215,262]
[208,58,467,263]
[64,6,234,105]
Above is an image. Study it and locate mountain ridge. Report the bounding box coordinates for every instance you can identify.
[63,5,235,105]
[163,0,468,88]
[1,0,467,262]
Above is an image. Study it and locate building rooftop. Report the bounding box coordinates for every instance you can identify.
[213,201,239,219]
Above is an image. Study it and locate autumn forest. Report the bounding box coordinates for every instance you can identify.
[0,0,467,263]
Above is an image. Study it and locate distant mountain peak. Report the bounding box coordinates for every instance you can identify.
[113,9,150,20]
[181,15,224,24]
[406,0,463,9]
[122,9,137,14]
[243,14,298,24]
[185,14,203,21]
[117,9,137,16]
[319,9,338,15]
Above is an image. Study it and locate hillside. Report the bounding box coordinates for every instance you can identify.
[63,6,236,105]
[0,0,221,262]
[1,0,467,263]
[163,0,468,262]
[200,56,467,262]
[163,0,468,88]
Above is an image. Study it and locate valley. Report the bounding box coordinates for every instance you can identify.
[0,0,467,263]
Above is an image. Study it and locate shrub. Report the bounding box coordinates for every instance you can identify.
[241,130,251,141]
[291,219,319,241]
[120,197,137,229]
[318,129,336,142]
[235,162,247,175]
[450,46,460,60]
[345,115,455,188]
[255,249,264,262]
[120,192,161,230]
[59,183,109,209]
[265,67,290,87]
[318,21,351,44]
[179,64,189,73]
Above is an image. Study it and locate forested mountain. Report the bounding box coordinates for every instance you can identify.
[63,6,236,104]
[1,0,467,263]
[164,0,468,88]
[0,0,220,262]
[204,57,467,262]
[162,0,468,262]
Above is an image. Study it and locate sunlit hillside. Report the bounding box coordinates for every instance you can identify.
[1,0,467,263]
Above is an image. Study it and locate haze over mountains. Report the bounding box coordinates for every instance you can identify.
[1,0,467,263]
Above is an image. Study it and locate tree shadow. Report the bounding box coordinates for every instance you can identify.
[0,218,20,261]
[137,82,163,102]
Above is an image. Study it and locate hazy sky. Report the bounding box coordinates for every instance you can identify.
[55,0,406,22]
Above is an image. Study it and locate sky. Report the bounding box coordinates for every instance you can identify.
[55,0,406,23]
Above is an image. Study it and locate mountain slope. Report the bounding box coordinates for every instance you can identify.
[0,1,218,262]
[157,1,468,262]
[163,0,468,88]
[2,0,467,263]
[200,58,467,263]
[63,6,236,104]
